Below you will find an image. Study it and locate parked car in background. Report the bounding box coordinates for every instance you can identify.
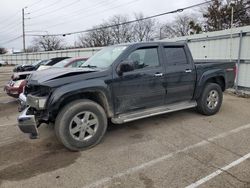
[16,42,236,151]
[13,59,49,72]
[4,57,86,98]
[52,57,88,68]
[0,60,7,66]
[13,57,70,72]
[11,57,71,82]
[37,57,71,71]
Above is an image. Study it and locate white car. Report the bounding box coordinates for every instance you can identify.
[0,60,7,66]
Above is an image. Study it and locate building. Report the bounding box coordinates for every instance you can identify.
[163,25,250,91]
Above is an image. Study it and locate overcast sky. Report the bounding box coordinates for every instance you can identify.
[0,0,203,50]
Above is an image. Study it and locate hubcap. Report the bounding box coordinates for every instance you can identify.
[207,90,219,110]
[69,111,99,141]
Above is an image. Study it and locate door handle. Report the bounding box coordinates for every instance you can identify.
[154,73,163,77]
[185,69,192,73]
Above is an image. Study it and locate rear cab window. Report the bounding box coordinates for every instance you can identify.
[164,46,188,65]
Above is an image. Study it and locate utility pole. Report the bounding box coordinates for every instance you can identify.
[230,6,234,62]
[22,8,26,52]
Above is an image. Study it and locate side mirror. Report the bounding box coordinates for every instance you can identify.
[117,60,135,76]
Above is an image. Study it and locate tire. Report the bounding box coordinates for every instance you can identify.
[197,83,223,116]
[55,99,107,151]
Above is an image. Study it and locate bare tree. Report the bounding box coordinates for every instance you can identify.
[109,15,133,44]
[160,14,202,39]
[76,24,112,47]
[133,13,156,42]
[75,13,157,47]
[32,35,65,51]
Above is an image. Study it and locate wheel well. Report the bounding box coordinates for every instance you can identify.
[206,76,225,91]
[54,92,113,120]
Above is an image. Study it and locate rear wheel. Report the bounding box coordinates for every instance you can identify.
[55,99,107,151]
[197,83,223,115]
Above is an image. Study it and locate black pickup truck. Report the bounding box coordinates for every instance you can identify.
[18,42,236,151]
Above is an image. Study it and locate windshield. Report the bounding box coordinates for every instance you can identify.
[52,58,71,68]
[32,60,42,66]
[81,45,127,68]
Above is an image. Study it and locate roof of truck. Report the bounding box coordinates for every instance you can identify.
[115,41,187,46]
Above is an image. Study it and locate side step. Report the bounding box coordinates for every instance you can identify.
[111,101,197,124]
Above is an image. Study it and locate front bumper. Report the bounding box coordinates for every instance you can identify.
[18,93,27,112]
[17,107,39,139]
[4,84,20,98]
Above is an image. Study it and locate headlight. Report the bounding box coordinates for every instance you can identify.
[26,94,48,110]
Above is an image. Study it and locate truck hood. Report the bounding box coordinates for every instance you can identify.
[27,67,101,87]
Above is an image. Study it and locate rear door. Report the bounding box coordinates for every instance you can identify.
[112,45,167,114]
[163,45,196,104]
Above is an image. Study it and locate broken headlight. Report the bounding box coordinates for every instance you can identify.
[26,94,48,110]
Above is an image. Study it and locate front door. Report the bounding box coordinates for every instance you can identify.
[112,46,167,114]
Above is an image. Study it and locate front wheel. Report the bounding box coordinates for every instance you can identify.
[55,99,107,151]
[197,83,223,116]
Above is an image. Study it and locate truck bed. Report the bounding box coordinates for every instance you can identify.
[195,60,236,89]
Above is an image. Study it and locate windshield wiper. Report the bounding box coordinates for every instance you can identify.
[82,65,97,68]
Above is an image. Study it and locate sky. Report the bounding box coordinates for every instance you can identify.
[0,0,203,50]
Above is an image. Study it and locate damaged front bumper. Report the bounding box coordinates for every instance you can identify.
[18,93,27,112]
[17,107,39,139]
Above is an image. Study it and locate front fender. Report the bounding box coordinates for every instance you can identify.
[47,79,113,118]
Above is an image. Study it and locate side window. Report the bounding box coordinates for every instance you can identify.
[71,60,85,67]
[164,47,188,65]
[127,47,159,70]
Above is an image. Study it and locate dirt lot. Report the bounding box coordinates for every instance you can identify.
[0,66,250,188]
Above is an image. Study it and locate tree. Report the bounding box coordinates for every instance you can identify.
[133,13,156,42]
[75,13,157,47]
[160,14,202,39]
[76,24,112,47]
[109,15,133,44]
[32,35,65,51]
[203,0,250,31]
[0,47,7,54]
[76,15,134,47]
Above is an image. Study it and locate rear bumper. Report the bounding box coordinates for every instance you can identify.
[17,107,39,139]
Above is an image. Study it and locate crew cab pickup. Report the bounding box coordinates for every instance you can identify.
[17,42,236,151]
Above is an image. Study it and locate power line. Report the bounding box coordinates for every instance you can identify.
[29,0,62,13]
[44,0,138,29]
[0,11,20,26]
[30,0,81,19]
[26,0,44,8]
[0,22,22,34]
[0,0,43,27]
[0,36,22,45]
[0,13,21,29]
[27,0,116,26]
[27,0,212,37]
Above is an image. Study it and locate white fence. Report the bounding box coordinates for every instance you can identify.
[164,25,250,90]
[0,47,102,65]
